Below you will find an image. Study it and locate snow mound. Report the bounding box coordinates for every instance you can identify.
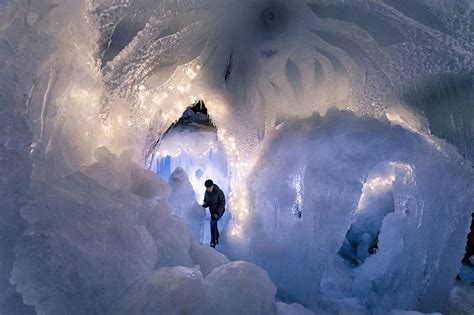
[117,266,208,315]
[84,146,171,199]
[189,242,229,277]
[118,261,282,315]
[206,261,277,314]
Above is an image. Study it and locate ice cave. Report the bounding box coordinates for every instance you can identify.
[0,0,473,314]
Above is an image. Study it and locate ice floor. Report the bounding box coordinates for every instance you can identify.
[447,281,474,315]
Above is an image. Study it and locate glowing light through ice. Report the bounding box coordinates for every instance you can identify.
[357,162,415,214]
[290,165,305,218]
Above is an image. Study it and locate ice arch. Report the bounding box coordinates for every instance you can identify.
[339,161,417,266]
[90,0,473,238]
[243,110,472,312]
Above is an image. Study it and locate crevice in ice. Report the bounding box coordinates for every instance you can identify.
[312,31,367,67]
[338,161,415,266]
[314,47,347,77]
[381,0,451,34]
[285,58,304,103]
[224,52,232,82]
[100,16,143,68]
[313,58,325,83]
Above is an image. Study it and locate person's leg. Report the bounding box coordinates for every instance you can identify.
[210,219,217,246]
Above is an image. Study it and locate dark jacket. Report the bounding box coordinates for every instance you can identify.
[203,185,225,217]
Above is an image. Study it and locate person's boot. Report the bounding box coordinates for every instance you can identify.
[210,241,215,248]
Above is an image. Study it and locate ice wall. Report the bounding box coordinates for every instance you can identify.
[391,73,474,163]
[0,28,35,314]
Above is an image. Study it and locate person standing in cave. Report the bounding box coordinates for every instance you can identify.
[202,179,225,248]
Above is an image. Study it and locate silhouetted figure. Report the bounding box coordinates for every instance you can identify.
[202,180,225,248]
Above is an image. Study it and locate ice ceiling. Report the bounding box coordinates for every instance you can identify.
[0,0,473,314]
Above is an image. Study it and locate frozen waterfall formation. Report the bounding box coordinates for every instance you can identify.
[0,0,473,314]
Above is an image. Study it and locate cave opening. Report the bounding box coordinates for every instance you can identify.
[152,100,231,245]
